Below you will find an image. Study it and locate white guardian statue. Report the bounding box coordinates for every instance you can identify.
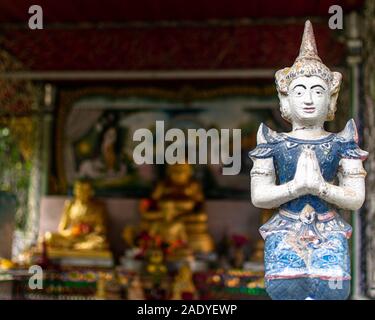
[249,20,368,300]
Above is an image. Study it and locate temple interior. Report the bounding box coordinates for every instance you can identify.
[1,0,375,300]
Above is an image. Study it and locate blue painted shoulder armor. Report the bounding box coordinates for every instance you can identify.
[248,123,283,159]
[337,119,368,161]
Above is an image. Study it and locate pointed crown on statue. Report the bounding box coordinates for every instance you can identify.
[275,20,342,95]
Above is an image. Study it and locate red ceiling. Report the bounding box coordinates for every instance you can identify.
[0,0,365,24]
[0,1,362,72]
[2,23,346,71]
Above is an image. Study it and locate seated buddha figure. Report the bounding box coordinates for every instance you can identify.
[149,200,192,261]
[43,180,109,251]
[141,163,214,254]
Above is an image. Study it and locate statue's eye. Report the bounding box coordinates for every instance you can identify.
[293,89,305,97]
[313,89,323,96]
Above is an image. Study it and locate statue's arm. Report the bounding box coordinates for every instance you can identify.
[250,158,300,209]
[319,158,366,211]
[57,201,72,233]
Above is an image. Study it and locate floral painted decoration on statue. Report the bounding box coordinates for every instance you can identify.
[249,20,368,300]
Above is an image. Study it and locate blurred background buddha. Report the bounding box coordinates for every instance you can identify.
[149,200,192,261]
[43,180,110,252]
[140,163,214,254]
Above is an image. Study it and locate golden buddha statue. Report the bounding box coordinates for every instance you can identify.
[141,163,214,254]
[171,263,197,300]
[149,201,192,261]
[39,180,112,262]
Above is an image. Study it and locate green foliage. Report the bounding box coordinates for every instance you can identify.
[0,123,32,230]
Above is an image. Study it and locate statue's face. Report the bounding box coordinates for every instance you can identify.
[287,76,330,125]
[74,182,93,201]
[168,164,191,185]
